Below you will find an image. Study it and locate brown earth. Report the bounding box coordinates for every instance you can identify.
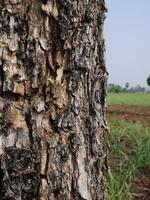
[107,104,150,200]
[132,167,150,200]
[107,104,150,125]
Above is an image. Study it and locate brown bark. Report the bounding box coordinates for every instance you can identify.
[0,0,108,199]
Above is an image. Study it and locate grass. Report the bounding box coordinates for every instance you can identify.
[106,119,150,200]
[107,92,150,106]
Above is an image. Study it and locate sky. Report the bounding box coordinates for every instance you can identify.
[104,0,150,87]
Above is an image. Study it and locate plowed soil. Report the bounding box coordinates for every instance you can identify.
[132,167,150,200]
[107,104,150,125]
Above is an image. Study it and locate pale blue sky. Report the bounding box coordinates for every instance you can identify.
[104,0,150,87]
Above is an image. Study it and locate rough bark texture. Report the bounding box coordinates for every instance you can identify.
[0,0,108,199]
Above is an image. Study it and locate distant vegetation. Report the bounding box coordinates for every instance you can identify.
[147,75,150,87]
[108,83,148,93]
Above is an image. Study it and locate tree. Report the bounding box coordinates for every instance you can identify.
[0,1,108,199]
[125,82,130,90]
[147,75,150,87]
[108,83,122,93]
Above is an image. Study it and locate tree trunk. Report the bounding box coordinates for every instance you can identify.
[0,0,108,199]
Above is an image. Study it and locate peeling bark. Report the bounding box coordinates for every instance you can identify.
[0,0,108,199]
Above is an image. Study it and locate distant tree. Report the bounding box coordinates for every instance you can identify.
[134,85,145,92]
[122,87,127,92]
[125,82,130,90]
[107,83,122,93]
[129,87,134,93]
[114,85,122,93]
[147,75,150,87]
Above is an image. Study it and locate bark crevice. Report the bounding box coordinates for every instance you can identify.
[0,162,5,199]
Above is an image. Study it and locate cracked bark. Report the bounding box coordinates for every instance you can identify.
[0,0,108,199]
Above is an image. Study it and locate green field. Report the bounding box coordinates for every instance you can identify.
[106,92,150,199]
[107,92,150,106]
[106,119,150,200]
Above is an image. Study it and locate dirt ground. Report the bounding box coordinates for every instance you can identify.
[132,167,150,200]
[107,104,150,126]
[107,104,150,200]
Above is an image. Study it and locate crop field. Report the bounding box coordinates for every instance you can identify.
[106,92,150,200]
[108,92,150,106]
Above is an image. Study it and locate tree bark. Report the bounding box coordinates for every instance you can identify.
[0,0,108,199]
